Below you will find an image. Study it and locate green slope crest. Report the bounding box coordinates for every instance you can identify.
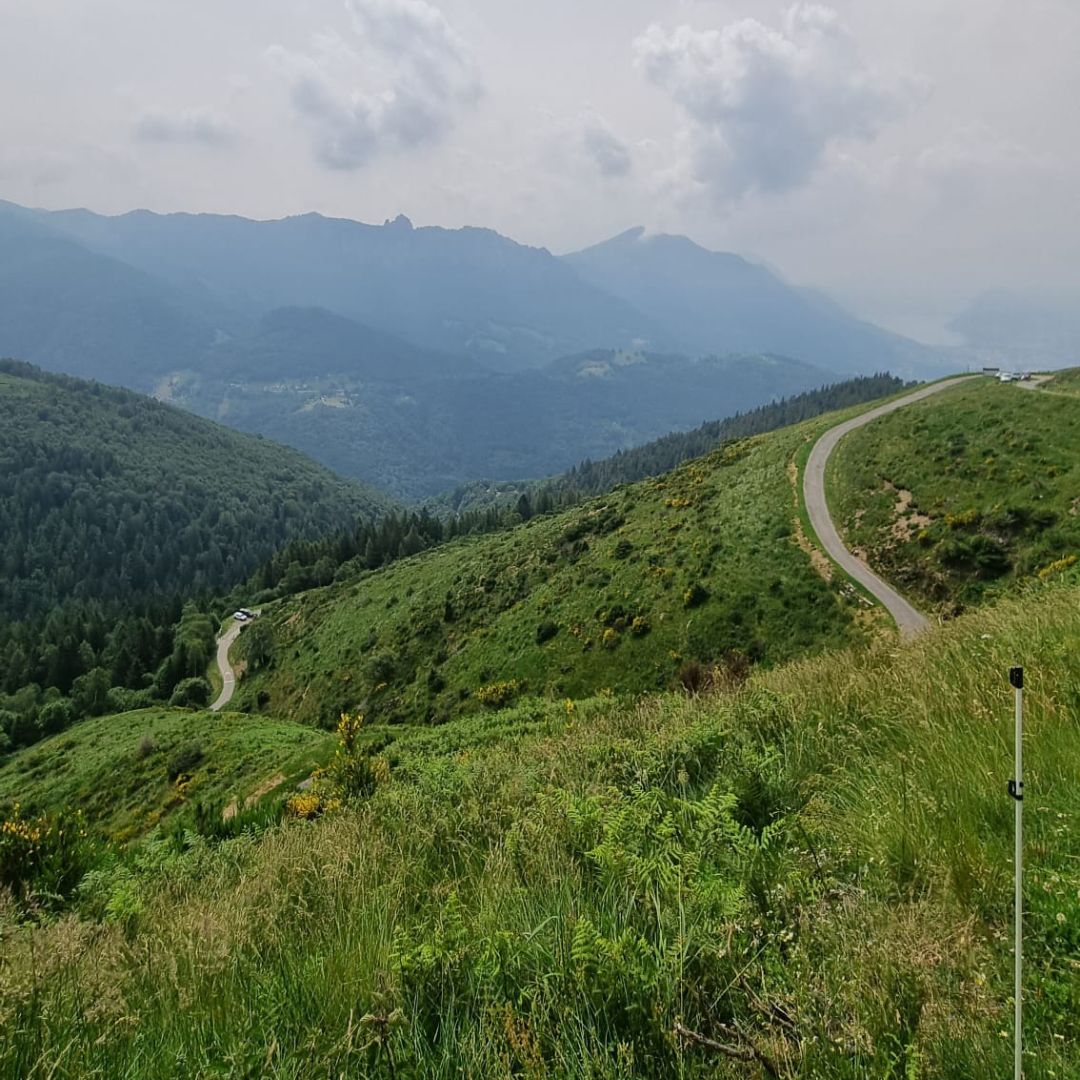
[828,374,1080,612]
[233,417,875,729]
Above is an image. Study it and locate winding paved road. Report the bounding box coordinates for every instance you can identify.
[803,376,978,638]
[210,622,242,712]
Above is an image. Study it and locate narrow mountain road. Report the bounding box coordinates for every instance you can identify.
[210,622,243,712]
[803,376,978,638]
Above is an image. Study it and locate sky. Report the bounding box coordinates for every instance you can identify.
[2,0,1078,341]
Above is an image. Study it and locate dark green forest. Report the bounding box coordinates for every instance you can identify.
[0,360,389,753]
[0,360,387,618]
[434,373,907,515]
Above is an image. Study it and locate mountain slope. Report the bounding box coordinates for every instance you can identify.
[0,210,231,386]
[4,574,1077,1076]
[174,349,834,499]
[827,373,1080,613]
[207,305,475,383]
[0,707,331,842]
[564,227,938,377]
[231,408,880,729]
[0,359,390,621]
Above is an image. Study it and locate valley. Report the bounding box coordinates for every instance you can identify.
[3,4,1077,1074]
[0,199,956,497]
[2,369,1078,1077]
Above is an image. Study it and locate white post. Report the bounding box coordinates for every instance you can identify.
[1009,666,1024,1080]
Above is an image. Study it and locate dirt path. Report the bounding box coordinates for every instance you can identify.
[803,376,978,637]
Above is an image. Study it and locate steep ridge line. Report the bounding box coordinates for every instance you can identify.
[803,376,979,637]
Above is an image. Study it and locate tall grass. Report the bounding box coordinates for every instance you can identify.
[1,584,1078,1077]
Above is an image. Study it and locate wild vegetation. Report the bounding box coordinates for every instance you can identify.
[827,375,1080,613]
[0,360,387,757]
[0,707,331,844]
[1,573,1076,1077]
[233,416,870,729]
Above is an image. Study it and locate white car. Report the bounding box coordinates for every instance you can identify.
[232,611,250,622]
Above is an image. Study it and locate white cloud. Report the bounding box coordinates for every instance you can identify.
[269,0,482,171]
[580,112,633,178]
[633,3,920,201]
[133,108,238,148]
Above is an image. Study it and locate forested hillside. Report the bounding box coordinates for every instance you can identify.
[0,360,389,755]
[434,373,908,514]
[0,360,387,618]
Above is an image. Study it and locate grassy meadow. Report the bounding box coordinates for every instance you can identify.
[235,419,872,730]
[0,708,331,843]
[827,376,1080,613]
[2,576,1078,1077]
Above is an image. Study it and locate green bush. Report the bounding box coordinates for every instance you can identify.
[169,677,212,709]
[682,582,709,608]
[0,806,95,906]
[37,698,76,736]
[166,741,204,781]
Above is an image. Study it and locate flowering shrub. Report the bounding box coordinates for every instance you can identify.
[286,713,389,819]
[475,680,522,708]
[284,792,323,820]
[0,804,94,904]
[1038,554,1077,580]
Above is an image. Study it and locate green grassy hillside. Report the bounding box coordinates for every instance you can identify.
[233,417,875,729]
[3,575,1077,1077]
[1041,367,1080,396]
[827,375,1080,612]
[0,708,331,843]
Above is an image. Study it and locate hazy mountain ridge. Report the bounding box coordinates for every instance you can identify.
[0,199,951,495]
[564,226,931,377]
[1,198,940,377]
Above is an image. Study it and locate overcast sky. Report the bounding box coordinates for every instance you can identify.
[2,0,1078,340]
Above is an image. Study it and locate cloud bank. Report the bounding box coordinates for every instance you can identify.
[269,0,482,170]
[634,3,917,201]
[580,113,633,178]
[133,108,238,148]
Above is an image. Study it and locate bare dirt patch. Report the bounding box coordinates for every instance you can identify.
[888,485,932,542]
[245,772,286,808]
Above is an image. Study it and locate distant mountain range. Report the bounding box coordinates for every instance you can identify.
[0,198,951,496]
